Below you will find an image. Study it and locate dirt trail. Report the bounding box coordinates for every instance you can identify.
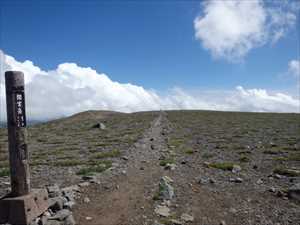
[73,112,171,225]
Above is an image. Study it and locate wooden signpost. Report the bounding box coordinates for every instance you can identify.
[0,71,48,225]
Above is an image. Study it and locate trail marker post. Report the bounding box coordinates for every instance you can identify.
[0,71,48,225]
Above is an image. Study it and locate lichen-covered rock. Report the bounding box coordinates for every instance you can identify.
[159,176,174,200]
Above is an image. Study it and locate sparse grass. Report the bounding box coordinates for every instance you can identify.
[168,138,184,148]
[239,155,250,162]
[0,161,9,168]
[185,148,195,154]
[76,160,112,176]
[53,159,85,167]
[0,168,10,177]
[159,158,175,167]
[93,149,121,159]
[273,167,300,177]
[208,162,236,171]
[263,149,282,155]
[202,152,215,159]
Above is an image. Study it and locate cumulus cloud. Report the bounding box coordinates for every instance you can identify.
[288,59,300,77]
[0,51,299,121]
[194,0,297,61]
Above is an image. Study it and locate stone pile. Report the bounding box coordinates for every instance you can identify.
[28,184,79,225]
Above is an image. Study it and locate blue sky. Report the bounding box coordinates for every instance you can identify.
[0,0,299,119]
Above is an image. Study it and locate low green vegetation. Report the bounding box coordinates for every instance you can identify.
[93,149,121,159]
[239,155,250,162]
[76,160,112,176]
[53,159,84,167]
[185,148,195,154]
[273,167,300,177]
[159,158,175,167]
[0,168,10,177]
[208,162,236,171]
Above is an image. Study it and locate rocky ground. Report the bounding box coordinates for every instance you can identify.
[0,110,299,225]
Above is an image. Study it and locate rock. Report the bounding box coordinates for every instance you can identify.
[232,165,242,173]
[45,220,61,225]
[122,156,129,161]
[159,176,174,200]
[92,122,106,129]
[229,177,243,183]
[274,174,282,179]
[170,219,183,225]
[220,220,226,225]
[288,183,300,201]
[83,197,90,203]
[154,205,170,217]
[85,217,92,221]
[47,184,61,198]
[269,187,276,193]
[63,201,76,210]
[256,179,263,185]
[82,176,96,181]
[151,145,155,150]
[48,209,71,221]
[164,163,176,171]
[180,213,194,222]
[48,197,65,212]
[64,215,76,225]
[78,182,90,187]
[153,221,164,225]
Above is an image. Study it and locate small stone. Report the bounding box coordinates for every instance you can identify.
[122,156,129,161]
[164,163,176,171]
[121,170,127,175]
[269,187,276,193]
[180,213,194,222]
[229,177,243,183]
[78,182,90,187]
[256,179,263,185]
[170,219,183,225]
[63,201,76,210]
[232,165,242,173]
[84,197,90,203]
[154,205,170,217]
[86,216,93,221]
[220,220,226,225]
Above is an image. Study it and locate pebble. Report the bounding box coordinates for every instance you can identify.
[180,213,194,222]
[154,205,170,217]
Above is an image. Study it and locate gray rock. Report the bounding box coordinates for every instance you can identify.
[232,165,242,173]
[48,209,71,221]
[229,177,243,183]
[47,184,61,198]
[92,122,106,129]
[64,215,76,225]
[63,201,76,210]
[180,213,194,222]
[46,220,62,225]
[154,205,170,217]
[288,183,300,202]
[48,197,65,212]
[83,197,90,203]
[159,176,174,200]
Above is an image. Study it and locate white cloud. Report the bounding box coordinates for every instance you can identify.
[194,0,297,61]
[288,59,300,77]
[0,51,299,121]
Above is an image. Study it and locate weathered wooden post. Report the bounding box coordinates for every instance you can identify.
[5,71,30,197]
[0,71,48,225]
